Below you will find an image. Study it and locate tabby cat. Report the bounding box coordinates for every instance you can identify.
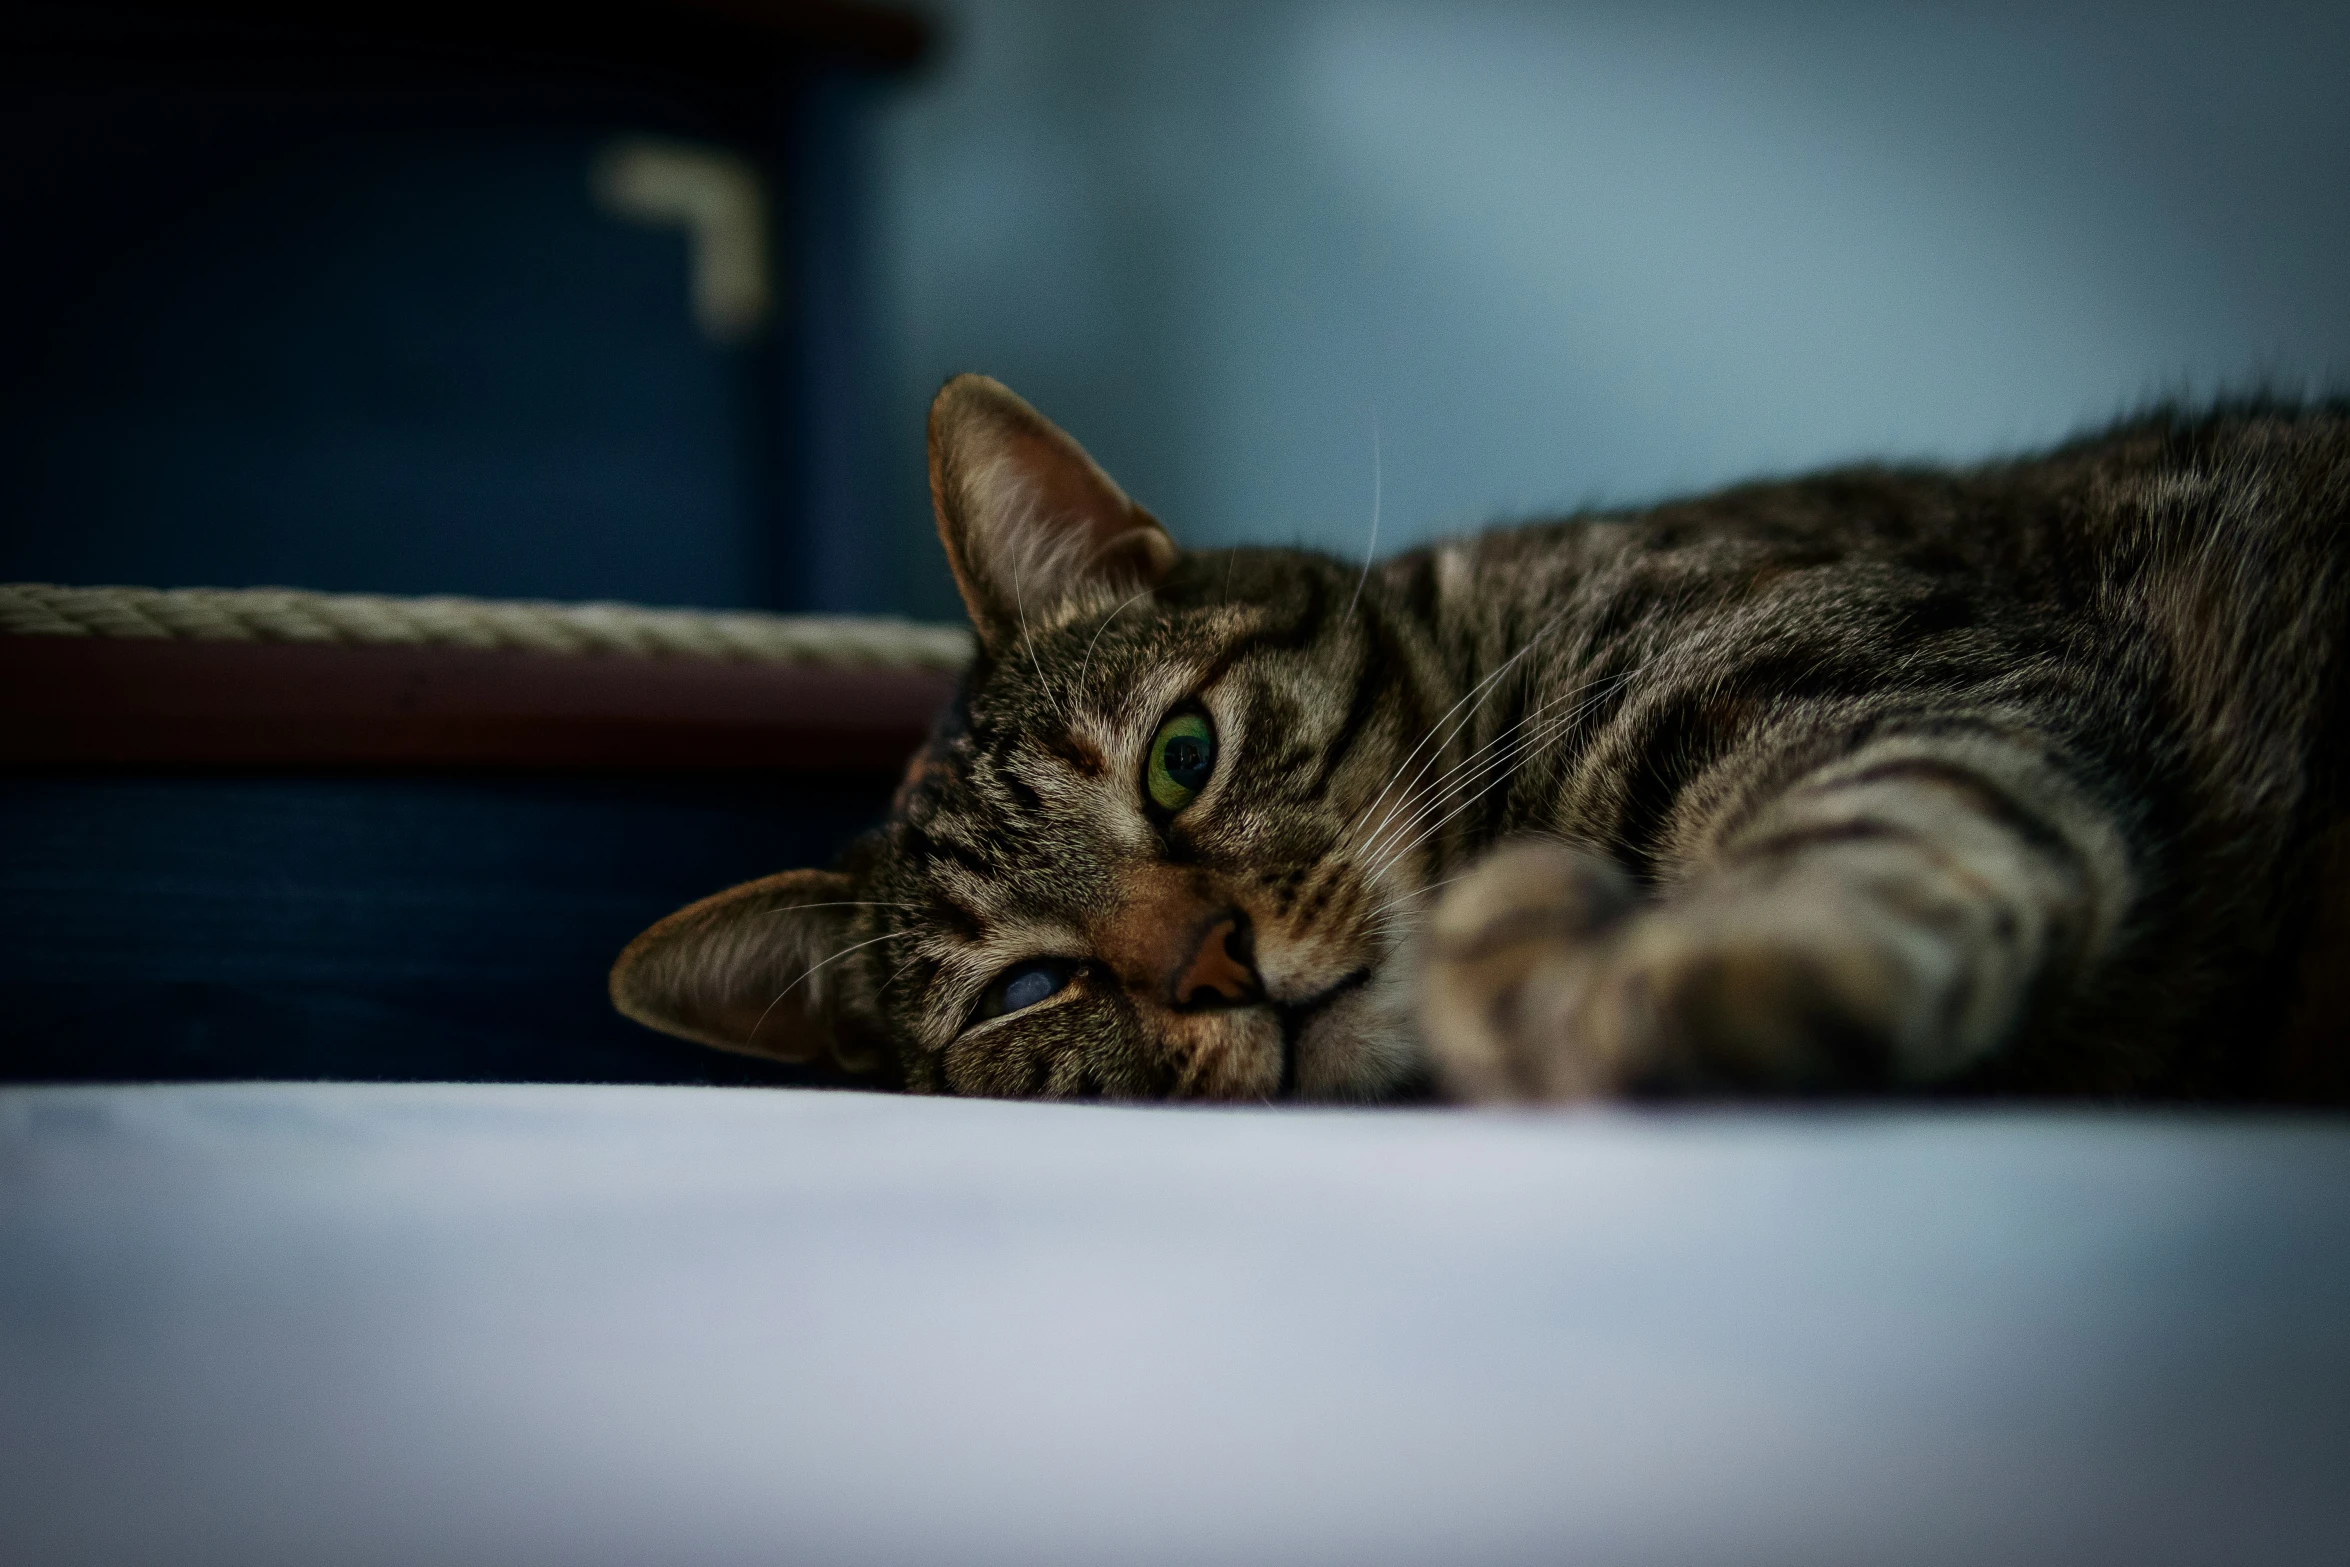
[612,375,2350,1103]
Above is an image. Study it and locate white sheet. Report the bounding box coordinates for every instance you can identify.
[3,1083,2345,1566]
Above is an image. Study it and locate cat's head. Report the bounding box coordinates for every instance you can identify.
[612,375,1434,1099]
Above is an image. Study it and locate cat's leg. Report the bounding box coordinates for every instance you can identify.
[1418,731,2135,1099]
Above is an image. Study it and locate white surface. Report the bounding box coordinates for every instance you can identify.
[3,1084,2346,1566]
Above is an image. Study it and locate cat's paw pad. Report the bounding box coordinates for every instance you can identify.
[1419,839,1637,1100]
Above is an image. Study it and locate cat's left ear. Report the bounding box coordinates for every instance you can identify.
[609,868,884,1073]
[928,373,1177,653]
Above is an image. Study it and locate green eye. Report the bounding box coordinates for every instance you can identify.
[1145,709,1217,813]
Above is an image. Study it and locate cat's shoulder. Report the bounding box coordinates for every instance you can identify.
[2029,392,2350,476]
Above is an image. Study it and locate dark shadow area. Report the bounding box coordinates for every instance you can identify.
[1,773,891,1084]
[0,1,925,611]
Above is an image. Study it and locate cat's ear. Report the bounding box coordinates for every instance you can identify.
[609,868,883,1072]
[928,373,1177,652]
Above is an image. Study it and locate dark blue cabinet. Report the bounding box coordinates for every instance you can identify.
[0,1,925,612]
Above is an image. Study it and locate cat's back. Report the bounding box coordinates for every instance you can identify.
[2039,404,2350,790]
[1436,402,2350,724]
[1607,400,2350,799]
[1454,400,2350,607]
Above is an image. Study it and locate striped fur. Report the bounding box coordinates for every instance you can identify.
[613,380,2350,1103]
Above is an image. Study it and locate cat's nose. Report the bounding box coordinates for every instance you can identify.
[1170,910,1262,1010]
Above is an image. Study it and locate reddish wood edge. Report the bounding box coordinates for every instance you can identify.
[0,635,956,775]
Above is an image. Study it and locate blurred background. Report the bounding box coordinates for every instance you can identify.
[875,0,2350,617]
[7,0,2349,619]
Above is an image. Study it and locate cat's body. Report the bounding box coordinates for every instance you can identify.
[614,379,2350,1103]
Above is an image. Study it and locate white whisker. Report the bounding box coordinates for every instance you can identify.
[1370,679,1622,859]
[1361,871,1477,931]
[1009,551,1069,726]
[1343,607,1577,856]
[874,944,933,1000]
[1354,674,1607,862]
[1076,585,1155,694]
[753,901,917,918]
[746,929,908,1045]
[1360,681,1627,883]
[1356,669,1637,885]
[1352,664,1628,869]
[1345,412,1381,620]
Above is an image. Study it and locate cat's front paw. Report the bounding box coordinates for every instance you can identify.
[1420,842,1917,1101]
[1418,839,1638,1100]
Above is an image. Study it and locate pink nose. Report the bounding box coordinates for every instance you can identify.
[1094,871,1265,1011]
[1172,913,1261,1009]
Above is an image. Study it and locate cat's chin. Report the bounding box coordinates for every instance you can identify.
[1282,979,1421,1103]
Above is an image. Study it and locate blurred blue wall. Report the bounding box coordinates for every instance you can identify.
[872,0,2350,614]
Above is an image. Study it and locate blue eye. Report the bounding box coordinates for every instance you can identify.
[1003,966,1060,1011]
[982,960,1073,1021]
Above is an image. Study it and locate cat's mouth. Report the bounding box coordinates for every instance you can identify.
[1272,967,1372,1098]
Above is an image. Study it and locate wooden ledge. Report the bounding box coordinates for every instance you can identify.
[0,635,954,774]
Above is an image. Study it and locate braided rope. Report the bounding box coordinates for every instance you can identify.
[0,583,973,668]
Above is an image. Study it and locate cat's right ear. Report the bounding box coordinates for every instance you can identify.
[609,868,883,1072]
[928,373,1176,653]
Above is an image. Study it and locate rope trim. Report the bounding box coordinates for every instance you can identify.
[0,583,974,668]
